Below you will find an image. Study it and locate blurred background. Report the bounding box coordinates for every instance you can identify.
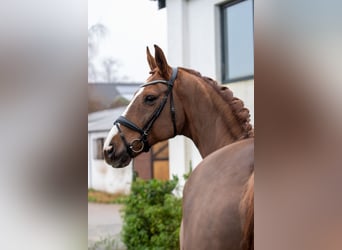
[0,0,341,249]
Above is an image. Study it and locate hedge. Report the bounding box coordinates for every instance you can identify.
[121,176,182,250]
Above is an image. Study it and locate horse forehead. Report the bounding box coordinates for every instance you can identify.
[147,70,162,80]
[122,87,145,116]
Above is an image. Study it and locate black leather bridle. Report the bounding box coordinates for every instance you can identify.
[114,67,178,157]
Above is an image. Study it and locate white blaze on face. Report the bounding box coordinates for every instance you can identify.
[103,125,119,149]
[122,87,144,117]
[103,87,145,149]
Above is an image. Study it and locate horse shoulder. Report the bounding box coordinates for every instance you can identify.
[184,138,254,195]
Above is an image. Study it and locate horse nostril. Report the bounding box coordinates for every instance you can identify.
[104,144,114,157]
[108,145,114,154]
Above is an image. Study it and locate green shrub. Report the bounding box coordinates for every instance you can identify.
[121,176,182,250]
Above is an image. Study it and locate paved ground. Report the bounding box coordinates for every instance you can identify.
[88,203,125,249]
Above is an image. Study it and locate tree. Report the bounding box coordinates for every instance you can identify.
[88,23,108,82]
[102,57,119,82]
[88,23,128,83]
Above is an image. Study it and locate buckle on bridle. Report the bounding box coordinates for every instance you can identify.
[130,139,145,153]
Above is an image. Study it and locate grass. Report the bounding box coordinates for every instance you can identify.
[88,235,126,250]
[88,189,127,204]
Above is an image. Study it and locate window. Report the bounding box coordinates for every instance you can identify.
[221,0,254,82]
[93,138,105,160]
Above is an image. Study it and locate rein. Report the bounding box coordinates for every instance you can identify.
[114,67,178,157]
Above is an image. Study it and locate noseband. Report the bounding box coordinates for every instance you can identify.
[114,67,178,157]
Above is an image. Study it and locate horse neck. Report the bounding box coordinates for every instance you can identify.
[176,69,250,158]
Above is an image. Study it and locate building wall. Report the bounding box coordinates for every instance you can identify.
[134,152,153,179]
[166,0,254,186]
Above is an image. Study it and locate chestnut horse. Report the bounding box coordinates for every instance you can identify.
[103,45,254,250]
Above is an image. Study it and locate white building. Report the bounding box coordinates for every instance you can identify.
[163,0,254,186]
[88,107,133,194]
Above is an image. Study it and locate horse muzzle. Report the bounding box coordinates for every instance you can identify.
[103,143,131,168]
[103,125,132,168]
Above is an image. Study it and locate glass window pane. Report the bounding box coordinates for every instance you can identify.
[224,0,254,80]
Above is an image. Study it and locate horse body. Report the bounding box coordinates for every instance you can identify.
[103,45,254,250]
[182,138,254,250]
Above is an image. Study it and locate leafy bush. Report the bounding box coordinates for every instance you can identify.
[121,176,182,250]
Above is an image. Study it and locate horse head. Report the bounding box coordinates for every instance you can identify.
[103,45,184,168]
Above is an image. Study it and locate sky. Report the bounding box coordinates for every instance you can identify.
[88,0,167,82]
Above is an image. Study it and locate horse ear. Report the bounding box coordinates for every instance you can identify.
[154,44,171,78]
[146,46,157,70]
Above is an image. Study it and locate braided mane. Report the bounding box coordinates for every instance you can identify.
[180,67,254,138]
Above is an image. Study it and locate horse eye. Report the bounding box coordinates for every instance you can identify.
[144,95,157,105]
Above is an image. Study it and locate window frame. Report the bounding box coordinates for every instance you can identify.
[220,0,254,83]
[93,137,105,160]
